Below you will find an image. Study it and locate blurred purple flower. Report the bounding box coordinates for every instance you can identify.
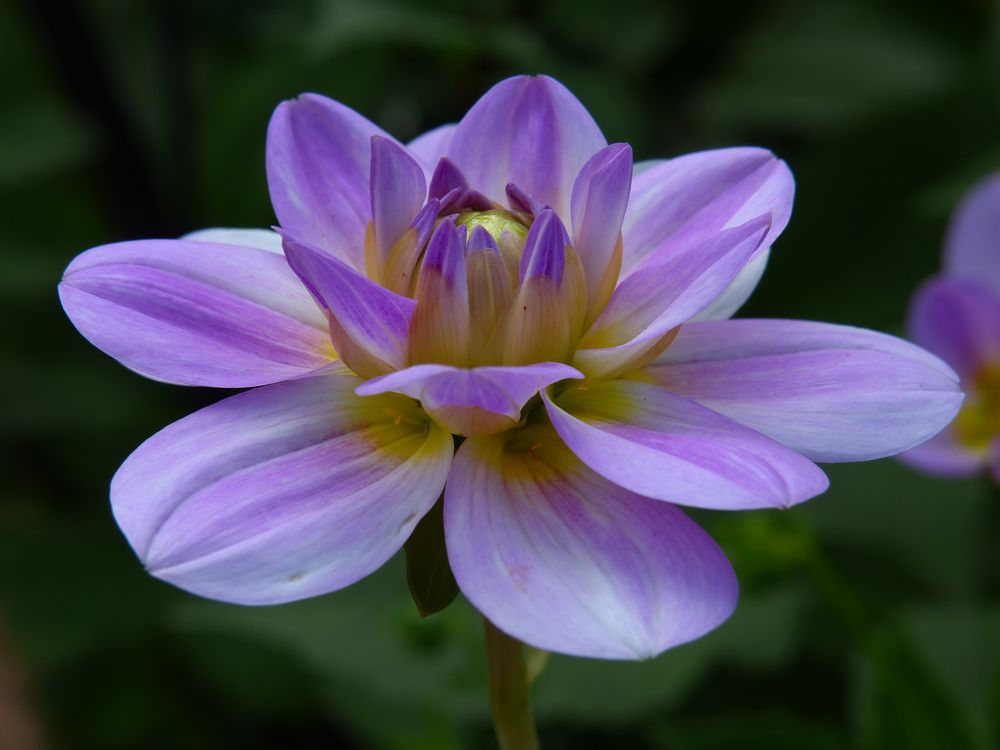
[901,174,1000,483]
[59,76,961,659]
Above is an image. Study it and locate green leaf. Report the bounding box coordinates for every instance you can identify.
[859,623,977,750]
[404,498,459,617]
[896,605,1000,748]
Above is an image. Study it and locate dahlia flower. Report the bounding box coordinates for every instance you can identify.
[902,174,1000,482]
[59,76,961,663]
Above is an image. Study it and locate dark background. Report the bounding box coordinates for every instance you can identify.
[2,0,999,748]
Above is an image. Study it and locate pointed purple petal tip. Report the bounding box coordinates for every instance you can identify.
[506,183,543,216]
[370,135,427,264]
[421,220,466,278]
[519,209,569,283]
[429,157,469,200]
[466,224,501,255]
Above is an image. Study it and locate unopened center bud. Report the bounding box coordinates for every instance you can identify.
[455,210,529,246]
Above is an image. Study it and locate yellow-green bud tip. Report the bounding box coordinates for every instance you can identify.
[455,210,529,244]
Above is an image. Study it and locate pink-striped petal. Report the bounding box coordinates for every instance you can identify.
[281,232,416,377]
[113,372,453,605]
[635,319,963,462]
[357,362,581,436]
[575,215,770,378]
[622,148,793,278]
[444,424,738,659]
[58,239,333,388]
[544,380,828,510]
[944,174,1000,295]
[267,93,392,270]
[908,277,1000,380]
[446,75,606,217]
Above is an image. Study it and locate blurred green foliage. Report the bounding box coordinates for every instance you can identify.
[1,0,999,747]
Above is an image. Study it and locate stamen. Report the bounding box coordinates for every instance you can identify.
[380,405,428,431]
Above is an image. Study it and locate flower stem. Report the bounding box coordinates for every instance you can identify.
[980,476,1000,596]
[484,618,539,750]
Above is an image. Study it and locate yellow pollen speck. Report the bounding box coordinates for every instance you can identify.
[380,404,428,432]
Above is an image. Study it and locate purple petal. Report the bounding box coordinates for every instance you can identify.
[58,239,333,388]
[519,208,570,283]
[436,187,464,215]
[545,380,828,510]
[624,153,778,323]
[692,247,770,322]
[633,319,963,463]
[380,198,442,295]
[504,211,587,366]
[370,136,427,269]
[944,174,1000,295]
[446,76,606,217]
[419,220,466,280]
[506,182,543,216]
[409,222,472,366]
[112,372,453,605]
[466,228,515,342]
[428,157,469,200]
[281,232,416,377]
[467,224,500,254]
[182,228,284,254]
[408,124,456,171]
[357,362,581,436]
[444,425,739,659]
[575,215,770,378]
[622,148,793,280]
[571,143,632,315]
[267,93,392,271]
[445,189,495,213]
[898,426,984,478]
[908,277,1000,379]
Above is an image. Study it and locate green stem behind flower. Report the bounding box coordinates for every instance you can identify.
[980,475,1000,596]
[484,619,539,750]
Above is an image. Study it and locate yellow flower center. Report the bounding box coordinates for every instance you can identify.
[955,362,1000,452]
[455,210,530,245]
[407,208,588,369]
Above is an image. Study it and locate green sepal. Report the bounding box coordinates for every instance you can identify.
[404,496,459,617]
